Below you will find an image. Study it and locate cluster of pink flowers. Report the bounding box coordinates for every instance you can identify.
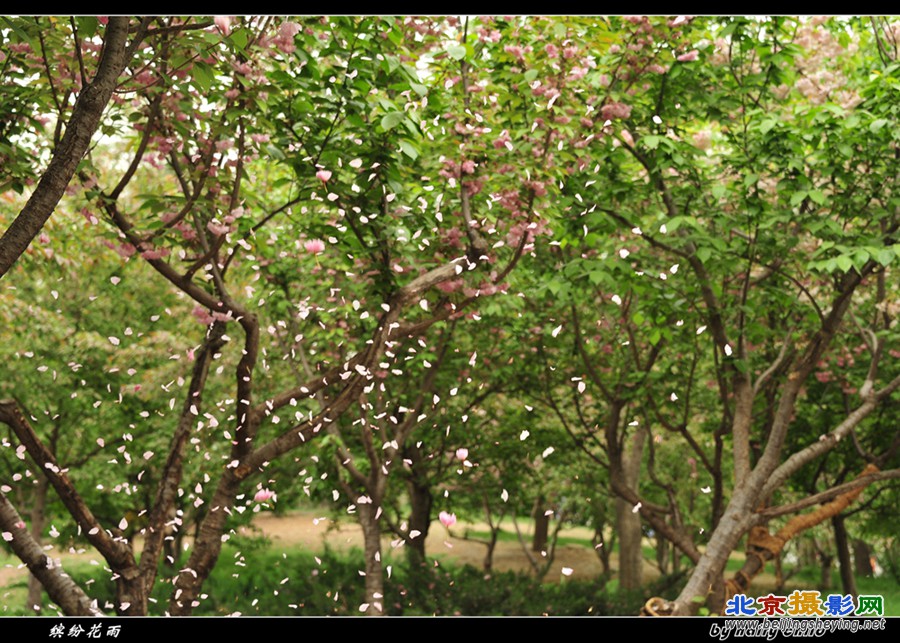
[600,102,632,121]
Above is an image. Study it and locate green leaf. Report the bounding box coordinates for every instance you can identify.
[808,189,826,205]
[834,255,852,273]
[447,45,467,61]
[192,62,215,92]
[410,82,428,97]
[790,191,807,207]
[398,140,418,160]
[759,119,777,134]
[524,69,539,83]
[230,28,249,51]
[381,111,405,131]
[643,135,660,150]
[870,118,888,133]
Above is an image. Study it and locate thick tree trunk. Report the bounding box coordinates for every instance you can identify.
[358,503,385,616]
[832,514,857,596]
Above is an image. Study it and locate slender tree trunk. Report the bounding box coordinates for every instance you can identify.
[404,445,432,567]
[483,527,499,573]
[532,495,549,553]
[26,476,49,614]
[358,502,385,616]
[615,427,647,591]
[656,531,670,575]
[832,514,857,596]
[853,539,873,578]
[774,553,785,592]
[819,550,834,590]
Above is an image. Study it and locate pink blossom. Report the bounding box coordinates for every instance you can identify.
[304,239,326,254]
[140,248,170,260]
[677,50,699,62]
[455,448,469,461]
[192,306,216,325]
[254,488,275,503]
[461,160,476,174]
[600,102,632,121]
[14,521,25,530]
[692,130,712,151]
[439,511,457,528]
[97,16,108,25]
[214,16,232,36]
[207,221,231,236]
[316,169,332,182]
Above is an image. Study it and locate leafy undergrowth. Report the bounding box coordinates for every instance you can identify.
[60,545,680,616]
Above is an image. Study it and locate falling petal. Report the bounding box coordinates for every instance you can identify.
[519,430,530,441]
[501,489,509,502]
[632,502,642,513]
[561,567,574,576]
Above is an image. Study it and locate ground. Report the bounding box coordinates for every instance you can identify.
[1,510,788,611]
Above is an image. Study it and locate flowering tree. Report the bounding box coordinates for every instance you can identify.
[0,15,621,615]
[528,15,900,614]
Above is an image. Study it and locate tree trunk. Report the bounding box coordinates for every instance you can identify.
[26,476,50,614]
[404,445,432,568]
[483,527,499,573]
[832,514,857,596]
[615,427,647,591]
[0,491,100,615]
[532,495,549,553]
[656,531,670,575]
[774,553,785,592]
[819,551,833,591]
[853,539,873,578]
[358,502,385,616]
